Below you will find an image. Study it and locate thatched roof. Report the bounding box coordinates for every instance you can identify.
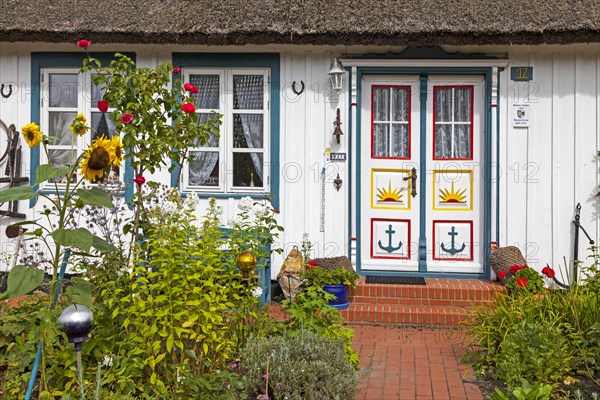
[2,0,600,46]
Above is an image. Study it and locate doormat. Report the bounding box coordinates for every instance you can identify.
[365,276,426,285]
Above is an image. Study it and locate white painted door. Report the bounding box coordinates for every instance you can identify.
[360,75,484,274]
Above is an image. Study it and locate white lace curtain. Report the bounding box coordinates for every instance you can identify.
[373,87,409,158]
[435,87,472,159]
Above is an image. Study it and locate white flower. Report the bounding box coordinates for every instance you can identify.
[238,196,254,211]
[229,215,243,227]
[184,193,200,210]
[162,200,179,216]
[251,287,263,298]
[102,355,113,367]
[252,203,268,219]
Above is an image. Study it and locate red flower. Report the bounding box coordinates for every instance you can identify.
[173,66,181,75]
[77,40,91,49]
[509,265,525,274]
[516,277,528,288]
[133,175,146,185]
[181,103,196,113]
[498,270,507,279]
[97,100,109,113]
[184,83,199,94]
[542,266,556,278]
[121,114,134,124]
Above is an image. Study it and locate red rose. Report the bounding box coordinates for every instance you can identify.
[121,113,134,124]
[498,270,507,279]
[97,100,109,113]
[77,40,91,49]
[543,267,556,278]
[181,103,196,113]
[133,175,146,185]
[308,261,318,266]
[516,277,528,288]
[184,83,199,94]
[173,66,181,75]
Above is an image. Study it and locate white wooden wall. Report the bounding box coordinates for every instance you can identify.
[1,43,599,280]
[499,50,600,279]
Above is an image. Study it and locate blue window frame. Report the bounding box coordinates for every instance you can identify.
[30,53,136,204]
[171,53,280,209]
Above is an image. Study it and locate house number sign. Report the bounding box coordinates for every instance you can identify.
[330,152,346,162]
[510,67,533,81]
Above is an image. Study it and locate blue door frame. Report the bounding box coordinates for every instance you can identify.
[352,67,493,280]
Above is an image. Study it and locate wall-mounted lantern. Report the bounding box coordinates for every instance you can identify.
[328,58,345,93]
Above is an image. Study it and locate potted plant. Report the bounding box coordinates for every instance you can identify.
[498,264,546,295]
[302,261,359,309]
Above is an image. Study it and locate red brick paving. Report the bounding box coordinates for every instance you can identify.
[350,324,483,400]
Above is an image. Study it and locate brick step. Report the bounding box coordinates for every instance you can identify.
[350,278,505,307]
[339,303,477,326]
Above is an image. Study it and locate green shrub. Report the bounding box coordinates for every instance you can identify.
[238,331,358,400]
[489,378,554,400]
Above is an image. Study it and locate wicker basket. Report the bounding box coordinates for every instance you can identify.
[490,246,527,282]
[308,256,353,273]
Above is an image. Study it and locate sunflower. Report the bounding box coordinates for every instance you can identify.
[80,137,115,181]
[109,136,124,168]
[21,122,44,148]
[69,113,89,137]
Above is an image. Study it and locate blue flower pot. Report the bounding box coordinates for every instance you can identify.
[323,284,350,310]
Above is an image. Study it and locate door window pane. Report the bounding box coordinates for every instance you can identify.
[49,74,78,108]
[91,112,118,140]
[372,86,410,158]
[434,86,473,159]
[49,112,76,145]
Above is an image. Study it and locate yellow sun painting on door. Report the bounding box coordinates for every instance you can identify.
[432,170,473,211]
[371,168,411,210]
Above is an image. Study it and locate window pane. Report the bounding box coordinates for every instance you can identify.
[233,114,263,148]
[435,124,452,158]
[435,88,452,122]
[454,124,471,158]
[391,123,408,158]
[391,88,409,122]
[49,74,78,108]
[48,149,77,183]
[49,112,76,145]
[373,88,390,121]
[190,75,220,109]
[233,152,263,187]
[233,75,264,110]
[189,151,219,186]
[454,88,472,122]
[373,123,389,157]
[91,112,118,141]
[193,113,219,147]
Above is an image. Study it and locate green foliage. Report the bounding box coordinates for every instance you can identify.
[465,253,600,391]
[505,266,545,294]
[302,265,359,290]
[81,53,221,178]
[280,286,359,368]
[238,331,358,400]
[489,378,554,400]
[0,265,44,299]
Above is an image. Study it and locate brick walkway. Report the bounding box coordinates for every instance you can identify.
[350,324,483,400]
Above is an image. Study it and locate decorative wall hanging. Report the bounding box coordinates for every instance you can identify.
[432,169,473,210]
[0,84,13,98]
[291,80,305,95]
[0,119,29,218]
[371,168,410,210]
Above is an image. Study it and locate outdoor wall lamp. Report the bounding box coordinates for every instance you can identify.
[328,58,345,93]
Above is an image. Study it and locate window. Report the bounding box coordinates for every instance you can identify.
[433,86,473,159]
[40,68,119,185]
[182,68,270,193]
[371,85,411,159]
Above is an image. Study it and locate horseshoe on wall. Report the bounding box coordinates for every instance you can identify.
[1,84,13,98]
[292,80,305,95]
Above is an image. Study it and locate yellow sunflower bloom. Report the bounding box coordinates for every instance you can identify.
[80,137,115,181]
[69,113,89,137]
[109,136,124,168]
[21,122,44,148]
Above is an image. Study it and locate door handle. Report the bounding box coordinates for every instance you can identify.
[403,167,418,198]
